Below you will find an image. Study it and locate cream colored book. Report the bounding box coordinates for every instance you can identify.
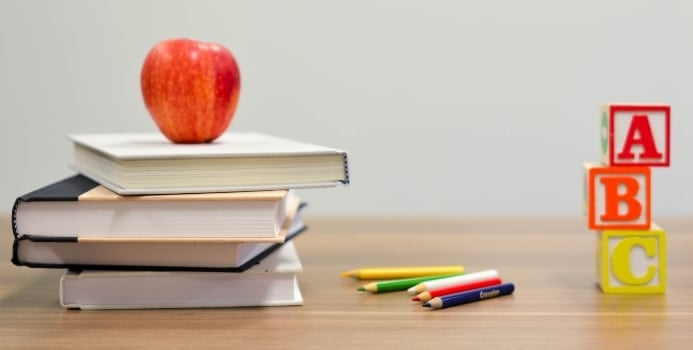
[60,241,304,309]
[69,132,350,195]
[13,175,299,239]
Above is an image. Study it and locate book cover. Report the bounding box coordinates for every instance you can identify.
[60,241,304,309]
[12,174,299,239]
[12,205,307,272]
[69,132,350,195]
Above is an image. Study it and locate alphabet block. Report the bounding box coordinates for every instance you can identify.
[584,163,651,230]
[600,103,670,167]
[596,224,666,294]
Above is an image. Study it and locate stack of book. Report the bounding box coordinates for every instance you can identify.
[10,132,349,309]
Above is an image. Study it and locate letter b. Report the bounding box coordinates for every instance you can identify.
[584,163,651,230]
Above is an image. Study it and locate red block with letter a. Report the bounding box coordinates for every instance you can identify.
[584,163,651,230]
[600,104,670,167]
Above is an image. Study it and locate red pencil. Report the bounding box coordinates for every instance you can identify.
[412,277,503,302]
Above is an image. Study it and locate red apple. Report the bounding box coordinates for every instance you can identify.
[140,38,241,143]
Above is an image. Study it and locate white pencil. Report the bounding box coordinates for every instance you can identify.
[407,269,500,294]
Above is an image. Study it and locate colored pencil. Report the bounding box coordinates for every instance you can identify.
[340,265,464,280]
[412,276,503,302]
[407,269,499,294]
[423,282,515,309]
[357,273,464,293]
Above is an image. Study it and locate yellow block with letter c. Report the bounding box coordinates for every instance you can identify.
[596,223,666,294]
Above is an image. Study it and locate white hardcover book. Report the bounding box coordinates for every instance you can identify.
[69,132,349,195]
[60,241,304,309]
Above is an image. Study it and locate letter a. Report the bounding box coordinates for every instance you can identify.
[600,176,641,221]
[617,115,662,161]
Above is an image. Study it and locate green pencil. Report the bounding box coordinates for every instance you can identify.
[356,273,464,293]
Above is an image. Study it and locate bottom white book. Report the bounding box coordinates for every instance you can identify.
[60,241,303,309]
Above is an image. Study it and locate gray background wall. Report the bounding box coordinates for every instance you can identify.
[1,0,691,217]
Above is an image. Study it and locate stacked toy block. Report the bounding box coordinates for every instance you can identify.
[583,103,670,294]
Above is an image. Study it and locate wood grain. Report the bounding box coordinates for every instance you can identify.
[2,215,693,349]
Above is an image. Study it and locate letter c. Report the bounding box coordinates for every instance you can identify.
[612,237,657,285]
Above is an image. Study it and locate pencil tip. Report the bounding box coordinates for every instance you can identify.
[340,271,352,278]
[411,296,420,301]
[422,303,431,307]
[357,287,365,291]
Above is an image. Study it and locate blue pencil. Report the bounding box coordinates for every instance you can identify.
[422,282,515,309]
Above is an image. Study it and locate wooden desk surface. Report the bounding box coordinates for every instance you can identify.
[1,215,692,349]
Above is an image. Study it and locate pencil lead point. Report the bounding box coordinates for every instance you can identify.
[357,287,365,291]
[422,302,431,307]
[411,296,420,301]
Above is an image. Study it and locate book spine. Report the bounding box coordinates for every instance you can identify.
[11,197,20,237]
[342,153,350,185]
[11,236,21,266]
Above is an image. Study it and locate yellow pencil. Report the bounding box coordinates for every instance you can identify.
[340,265,464,280]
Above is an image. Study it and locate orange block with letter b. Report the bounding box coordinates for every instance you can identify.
[584,163,651,230]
